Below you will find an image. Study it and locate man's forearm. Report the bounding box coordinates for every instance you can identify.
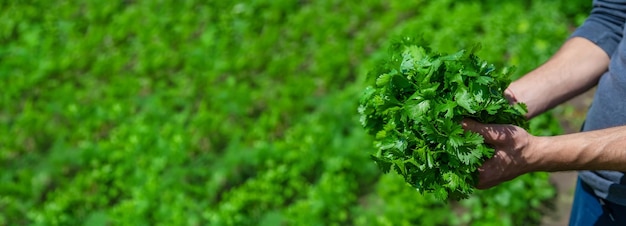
[508,37,610,118]
[529,125,626,172]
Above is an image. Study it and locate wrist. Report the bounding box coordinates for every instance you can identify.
[524,136,553,172]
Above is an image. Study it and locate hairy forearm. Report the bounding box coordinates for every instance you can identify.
[508,37,610,118]
[529,125,626,172]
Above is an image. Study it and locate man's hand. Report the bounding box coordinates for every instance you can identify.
[461,119,539,189]
[463,118,626,189]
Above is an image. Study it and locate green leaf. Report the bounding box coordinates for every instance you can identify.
[463,131,484,146]
[440,49,464,61]
[513,102,528,115]
[426,152,435,168]
[434,187,449,200]
[485,104,502,115]
[359,86,376,104]
[455,87,476,114]
[393,158,407,176]
[376,73,392,87]
[405,100,431,119]
[371,155,392,173]
[447,135,463,149]
[445,69,464,86]
[435,100,457,118]
[420,83,440,99]
[476,76,494,85]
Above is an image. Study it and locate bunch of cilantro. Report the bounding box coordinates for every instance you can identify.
[358,37,528,200]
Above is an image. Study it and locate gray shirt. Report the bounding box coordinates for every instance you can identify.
[570,0,626,205]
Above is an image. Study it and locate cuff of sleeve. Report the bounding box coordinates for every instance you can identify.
[570,19,621,58]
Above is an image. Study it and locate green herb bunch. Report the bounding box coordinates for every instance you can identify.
[358,37,528,200]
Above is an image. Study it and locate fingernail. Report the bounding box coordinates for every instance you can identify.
[461,119,470,128]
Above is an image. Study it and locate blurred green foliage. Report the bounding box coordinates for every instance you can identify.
[0,0,589,225]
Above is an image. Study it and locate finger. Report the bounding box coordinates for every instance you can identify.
[475,160,499,190]
[461,119,515,144]
[475,150,525,189]
[462,119,498,143]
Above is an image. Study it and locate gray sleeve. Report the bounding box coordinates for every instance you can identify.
[570,0,626,57]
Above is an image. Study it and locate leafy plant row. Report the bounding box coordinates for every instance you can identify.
[0,0,587,225]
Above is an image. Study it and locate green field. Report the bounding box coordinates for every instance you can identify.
[1,0,590,225]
